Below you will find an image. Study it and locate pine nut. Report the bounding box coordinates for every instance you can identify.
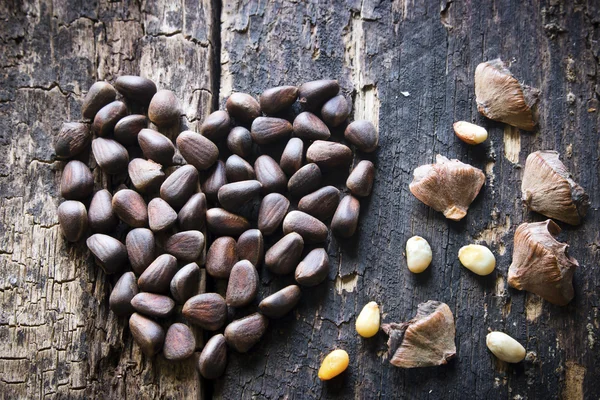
[486,331,526,363]
[453,121,488,145]
[355,301,380,338]
[318,349,349,380]
[405,236,432,273]
[458,244,496,276]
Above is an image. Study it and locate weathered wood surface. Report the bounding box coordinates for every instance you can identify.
[0,0,215,398]
[216,0,600,399]
[1,0,600,399]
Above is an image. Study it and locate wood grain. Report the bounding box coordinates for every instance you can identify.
[1,0,599,399]
[215,0,600,399]
[0,0,215,398]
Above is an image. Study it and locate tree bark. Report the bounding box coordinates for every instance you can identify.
[1,0,600,399]
[215,0,600,399]
[0,0,215,398]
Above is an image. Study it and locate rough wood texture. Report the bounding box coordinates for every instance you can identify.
[0,0,214,398]
[216,0,599,399]
[1,0,600,399]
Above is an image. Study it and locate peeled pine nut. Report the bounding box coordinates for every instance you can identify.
[486,331,526,363]
[318,349,349,380]
[458,244,496,276]
[355,301,380,338]
[405,236,432,273]
[453,121,488,145]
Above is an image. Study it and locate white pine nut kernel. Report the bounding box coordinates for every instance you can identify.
[458,244,496,276]
[453,121,488,145]
[486,331,526,363]
[355,301,380,338]
[405,236,432,273]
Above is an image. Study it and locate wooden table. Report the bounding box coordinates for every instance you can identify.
[1,0,599,398]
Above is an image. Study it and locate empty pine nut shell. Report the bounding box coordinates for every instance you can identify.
[409,155,485,221]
